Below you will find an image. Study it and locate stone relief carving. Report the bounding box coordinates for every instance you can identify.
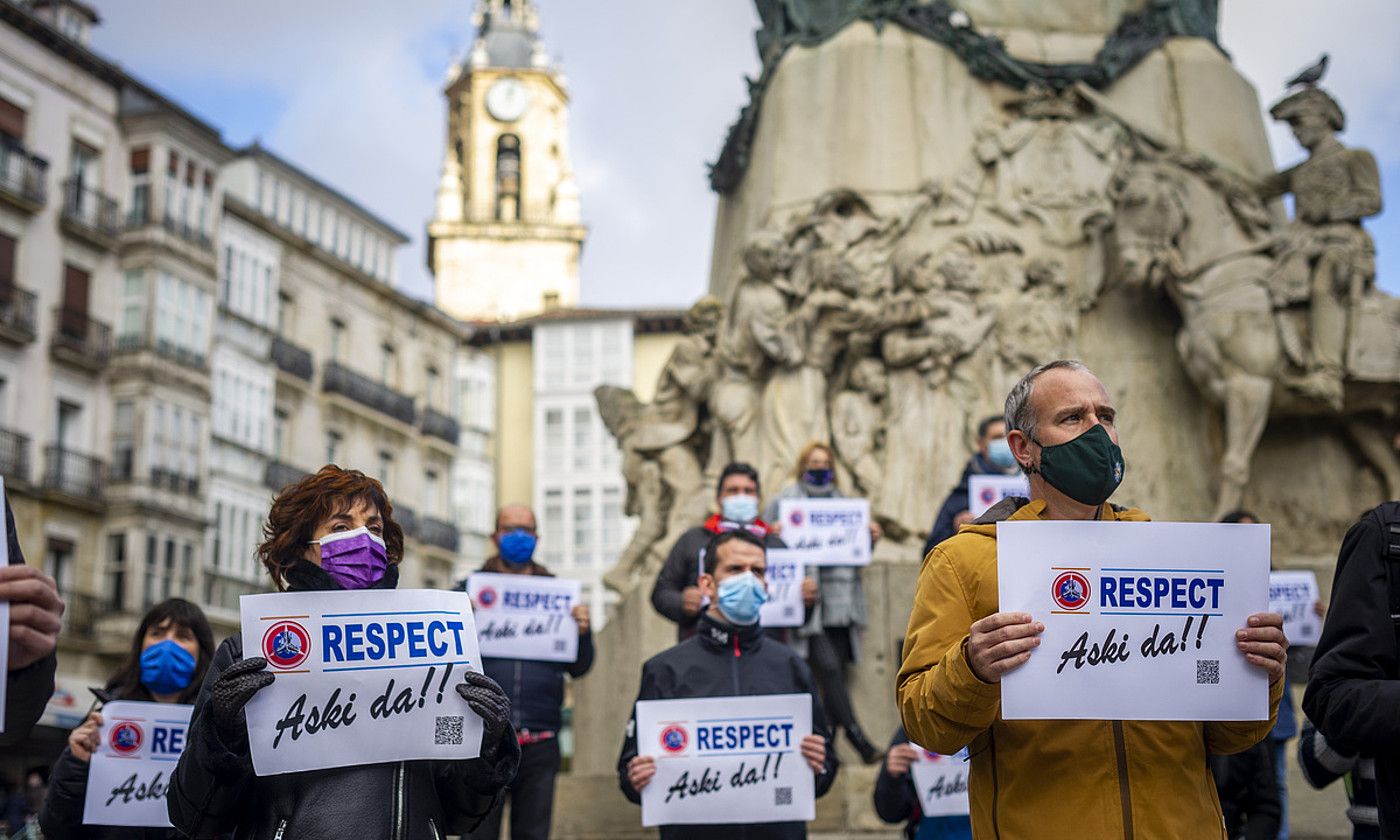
[600,65,1394,591]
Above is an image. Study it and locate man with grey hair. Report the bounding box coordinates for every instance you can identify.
[897,359,1288,838]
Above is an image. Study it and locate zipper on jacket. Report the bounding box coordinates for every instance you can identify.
[273,819,288,840]
[391,761,406,840]
[428,817,442,840]
[513,660,523,727]
[1112,721,1135,840]
[988,729,1000,839]
[731,634,741,693]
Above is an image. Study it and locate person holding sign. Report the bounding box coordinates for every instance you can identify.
[764,442,883,764]
[920,415,1020,560]
[2,494,65,745]
[459,504,594,840]
[619,529,838,838]
[168,466,519,840]
[873,727,972,840]
[36,598,214,839]
[651,462,794,642]
[898,360,1288,839]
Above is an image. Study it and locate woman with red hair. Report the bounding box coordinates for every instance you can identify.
[168,465,518,839]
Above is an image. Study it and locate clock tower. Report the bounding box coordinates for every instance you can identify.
[429,0,586,322]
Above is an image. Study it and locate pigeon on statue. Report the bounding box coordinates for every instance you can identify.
[1286,54,1329,89]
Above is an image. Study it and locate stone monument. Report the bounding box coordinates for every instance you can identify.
[552,4,1395,837]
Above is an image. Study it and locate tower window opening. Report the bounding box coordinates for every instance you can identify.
[496,134,522,221]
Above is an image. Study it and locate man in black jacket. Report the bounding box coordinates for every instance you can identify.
[620,529,838,839]
[2,495,64,744]
[651,462,797,642]
[920,415,1019,559]
[461,504,594,840]
[1303,501,1400,838]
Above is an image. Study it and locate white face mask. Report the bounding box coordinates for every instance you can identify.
[307,526,386,548]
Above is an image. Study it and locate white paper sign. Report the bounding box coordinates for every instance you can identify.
[1269,571,1322,647]
[776,498,871,566]
[909,744,970,817]
[239,589,484,776]
[999,521,1270,721]
[468,573,581,663]
[760,550,805,629]
[967,474,1030,517]
[636,693,814,826]
[82,701,191,827]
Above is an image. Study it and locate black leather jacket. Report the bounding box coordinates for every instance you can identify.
[167,563,519,840]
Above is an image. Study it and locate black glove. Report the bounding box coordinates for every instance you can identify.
[456,671,511,761]
[210,657,274,747]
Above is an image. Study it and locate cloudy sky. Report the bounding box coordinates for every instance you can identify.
[88,1,1399,303]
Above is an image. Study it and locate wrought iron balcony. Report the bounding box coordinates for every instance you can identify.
[395,504,419,539]
[43,445,105,497]
[0,284,37,344]
[203,566,265,614]
[0,426,30,483]
[264,459,310,492]
[0,139,47,210]
[162,213,213,250]
[61,178,122,245]
[114,333,208,372]
[150,467,200,495]
[322,361,416,426]
[50,307,112,371]
[419,515,460,552]
[271,335,314,381]
[420,406,460,445]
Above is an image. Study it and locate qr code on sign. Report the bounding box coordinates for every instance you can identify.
[1196,659,1220,685]
[774,787,792,806]
[553,640,567,652]
[435,716,464,745]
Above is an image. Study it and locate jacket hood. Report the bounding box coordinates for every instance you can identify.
[959,497,1150,539]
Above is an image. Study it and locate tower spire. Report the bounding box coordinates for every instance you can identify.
[470,0,548,70]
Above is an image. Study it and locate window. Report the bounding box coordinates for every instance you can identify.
[143,534,157,608]
[378,451,394,489]
[325,429,341,464]
[0,96,26,142]
[163,538,176,600]
[46,538,74,597]
[602,486,623,552]
[572,407,592,469]
[495,134,521,221]
[69,139,99,192]
[543,409,563,463]
[105,532,126,611]
[118,270,144,347]
[111,401,135,480]
[55,400,81,450]
[182,543,194,598]
[129,147,150,224]
[330,318,345,360]
[572,488,593,552]
[273,409,288,459]
[425,365,440,411]
[278,291,294,335]
[425,469,440,517]
[211,502,223,571]
[380,343,396,386]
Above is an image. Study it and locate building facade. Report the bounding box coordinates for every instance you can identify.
[0,0,472,779]
[468,310,682,623]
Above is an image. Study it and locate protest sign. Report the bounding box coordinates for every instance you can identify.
[999,521,1270,721]
[82,701,191,827]
[239,588,484,775]
[635,693,814,827]
[967,474,1030,517]
[759,550,805,629]
[909,745,970,818]
[1269,570,1322,647]
[468,572,581,663]
[776,498,870,566]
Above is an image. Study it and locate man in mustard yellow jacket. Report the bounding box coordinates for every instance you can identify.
[898,360,1288,839]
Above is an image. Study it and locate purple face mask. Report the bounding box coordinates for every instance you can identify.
[311,526,388,590]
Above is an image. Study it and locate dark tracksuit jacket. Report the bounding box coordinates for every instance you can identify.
[1303,502,1400,838]
[651,519,785,642]
[616,612,839,840]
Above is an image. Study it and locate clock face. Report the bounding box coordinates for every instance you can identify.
[486,78,531,123]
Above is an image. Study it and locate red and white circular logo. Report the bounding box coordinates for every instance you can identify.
[660,724,689,754]
[788,510,804,527]
[110,721,143,754]
[262,620,311,670]
[476,587,498,610]
[978,486,998,507]
[1051,571,1091,611]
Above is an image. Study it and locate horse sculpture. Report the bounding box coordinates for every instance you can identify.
[1109,149,1400,517]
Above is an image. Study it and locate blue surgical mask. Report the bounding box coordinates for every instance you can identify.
[716,570,768,626]
[140,639,197,696]
[720,494,759,524]
[986,438,1017,470]
[498,529,537,565]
